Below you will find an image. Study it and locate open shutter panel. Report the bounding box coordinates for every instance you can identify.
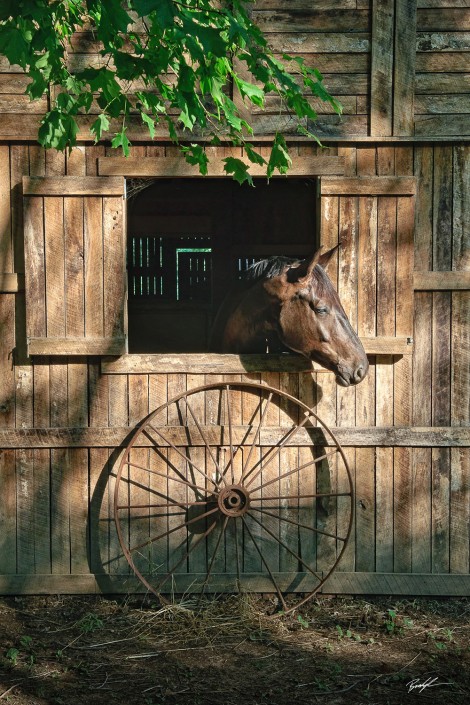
[318,177,416,355]
[23,176,127,356]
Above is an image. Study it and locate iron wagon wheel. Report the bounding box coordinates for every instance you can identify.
[114,381,354,615]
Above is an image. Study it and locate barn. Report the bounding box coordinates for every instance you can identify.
[0,0,468,604]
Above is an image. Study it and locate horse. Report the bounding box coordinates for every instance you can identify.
[210,246,369,387]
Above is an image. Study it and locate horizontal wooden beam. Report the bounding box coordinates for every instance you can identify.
[101,343,411,375]
[320,176,417,196]
[0,273,24,293]
[414,271,470,291]
[28,337,127,356]
[0,426,468,449]
[23,176,125,196]
[102,353,321,374]
[0,572,468,596]
[99,155,346,178]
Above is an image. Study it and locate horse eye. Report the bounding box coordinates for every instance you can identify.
[311,304,329,315]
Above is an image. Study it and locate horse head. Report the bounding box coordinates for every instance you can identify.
[262,247,369,386]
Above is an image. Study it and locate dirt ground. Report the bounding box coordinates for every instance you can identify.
[0,593,469,705]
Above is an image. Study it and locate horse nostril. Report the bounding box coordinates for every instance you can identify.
[354,364,366,382]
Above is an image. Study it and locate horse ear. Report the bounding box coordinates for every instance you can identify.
[317,244,340,269]
[288,247,325,284]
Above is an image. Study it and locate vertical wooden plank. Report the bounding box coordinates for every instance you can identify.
[0,145,12,272]
[148,374,169,579]
[88,360,110,575]
[23,195,46,339]
[108,368,128,575]
[355,179,377,572]
[450,288,470,573]
[393,0,417,136]
[394,150,415,572]
[84,197,104,338]
[11,145,30,365]
[166,374,188,579]
[453,145,470,271]
[0,449,16,574]
[412,144,433,573]
[128,370,150,576]
[64,196,85,338]
[336,196,358,571]
[44,197,65,337]
[317,192,339,574]
[375,148,396,573]
[370,0,395,136]
[32,362,51,574]
[412,292,433,573]
[103,195,126,342]
[431,145,452,575]
[16,448,35,574]
[0,155,16,578]
[414,146,434,271]
[186,374,208,580]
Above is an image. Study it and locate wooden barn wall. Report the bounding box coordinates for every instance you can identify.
[0,142,468,595]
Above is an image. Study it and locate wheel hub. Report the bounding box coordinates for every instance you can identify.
[217,484,250,517]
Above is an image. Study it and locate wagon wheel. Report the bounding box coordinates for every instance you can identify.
[114,382,353,615]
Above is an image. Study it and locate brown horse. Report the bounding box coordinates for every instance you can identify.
[210,247,368,387]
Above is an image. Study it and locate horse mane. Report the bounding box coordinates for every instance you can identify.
[243,255,301,282]
[209,255,305,352]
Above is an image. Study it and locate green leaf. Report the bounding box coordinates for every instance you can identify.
[180,144,209,176]
[234,77,264,108]
[141,111,155,139]
[244,144,266,167]
[267,134,291,180]
[0,25,30,67]
[38,111,79,151]
[91,113,110,141]
[223,157,253,186]
[134,0,175,29]
[111,128,131,157]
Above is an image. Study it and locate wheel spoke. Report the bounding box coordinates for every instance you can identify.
[249,448,339,495]
[144,424,218,490]
[246,511,323,582]
[249,506,348,542]
[116,500,209,511]
[126,460,208,497]
[201,515,229,593]
[180,397,226,485]
[154,519,218,593]
[244,413,313,489]
[222,385,236,485]
[241,516,287,612]
[241,391,273,482]
[128,505,219,555]
[233,517,241,588]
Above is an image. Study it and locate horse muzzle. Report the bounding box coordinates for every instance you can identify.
[335,359,369,387]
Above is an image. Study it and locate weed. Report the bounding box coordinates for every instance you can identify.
[336,624,362,642]
[297,614,309,629]
[78,612,104,633]
[383,608,413,635]
[5,647,19,666]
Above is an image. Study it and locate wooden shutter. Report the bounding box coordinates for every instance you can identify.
[318,176,416,355]
[23,176,127,356]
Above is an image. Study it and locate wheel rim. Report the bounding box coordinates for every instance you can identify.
[114,382,354,615]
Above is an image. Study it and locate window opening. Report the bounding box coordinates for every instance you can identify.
[126,177,317,354]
